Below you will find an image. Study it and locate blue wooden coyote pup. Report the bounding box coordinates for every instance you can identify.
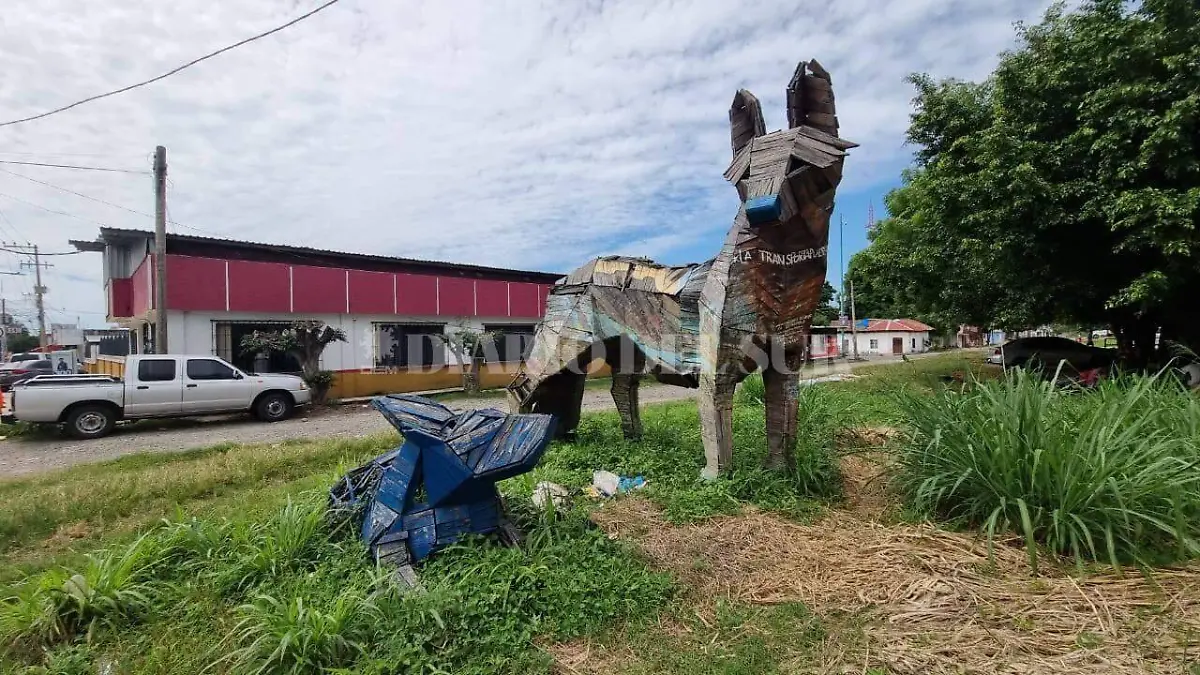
[329,394,556,581]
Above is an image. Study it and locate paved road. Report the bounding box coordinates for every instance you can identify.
[0,383,698,479]
[0,351,950,479]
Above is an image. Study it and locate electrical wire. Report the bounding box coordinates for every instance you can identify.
[0,150,136,160]
[0,204,25,242]
[0,247,84,256]
[0,192,113,228]
[0,0,342,129]
[0,167,154,218]
[0,166,222,237]
[0,160,148,174]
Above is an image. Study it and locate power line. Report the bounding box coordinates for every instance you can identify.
[0,191,114,228]
[0,247,83,257]
[0,167,153,218]
[0,160,147,174]
[0,165,221,236]
[0,204,24,241]
[0,0,343,129]
[0,150,134,159]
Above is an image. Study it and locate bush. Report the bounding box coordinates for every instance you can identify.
[303,370,336,404]
[1,534,168,647]
[219,591,379,674]
[894,368,1200,570]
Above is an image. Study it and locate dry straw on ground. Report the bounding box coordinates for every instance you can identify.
[570,488,1200,674]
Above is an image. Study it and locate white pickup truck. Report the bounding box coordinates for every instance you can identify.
[5,354,312,438]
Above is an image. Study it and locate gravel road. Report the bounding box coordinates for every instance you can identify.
[0,383,698,479]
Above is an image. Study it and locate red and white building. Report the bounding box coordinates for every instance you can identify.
[71,228,561,394]
[836,319,934,356]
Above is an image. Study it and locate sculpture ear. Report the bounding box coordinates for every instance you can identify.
[729,89,765,157]
[787,59,838,136]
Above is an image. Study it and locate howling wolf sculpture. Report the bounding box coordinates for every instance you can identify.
[508,60,855,478]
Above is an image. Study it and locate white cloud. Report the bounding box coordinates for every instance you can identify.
[0,0,1055,328]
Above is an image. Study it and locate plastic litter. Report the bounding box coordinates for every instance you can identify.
[618,476,647,492]
[532,481,571,510]
[591,470,648,498]
[592,470,620,497]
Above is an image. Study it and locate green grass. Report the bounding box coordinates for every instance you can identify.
[511,380,847,524]
[0,434,396,561]
[0,352,1042,674]
[621,602,830,675]
[893,367,1200,570]
[1,496,674,674]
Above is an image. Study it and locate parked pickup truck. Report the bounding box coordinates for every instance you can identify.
[5,354,312,439]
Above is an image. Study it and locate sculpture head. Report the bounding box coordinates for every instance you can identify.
[725,60,856,228]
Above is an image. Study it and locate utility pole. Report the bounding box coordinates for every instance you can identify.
[838,213,847,356]
[5,243,51,351]
[849,278,860,361]
[153,145,168,354]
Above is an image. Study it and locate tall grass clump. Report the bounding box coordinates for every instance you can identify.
[217,591,379,675]
[894,368,1200,570]
[1,533,170,649]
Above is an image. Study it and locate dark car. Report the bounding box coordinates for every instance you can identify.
[0,359,54,391]
[992,336,1117,373]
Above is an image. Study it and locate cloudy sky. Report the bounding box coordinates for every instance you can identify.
[0,0,1056,329]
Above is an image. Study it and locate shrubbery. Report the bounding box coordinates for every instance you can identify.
[894,368,1200,570]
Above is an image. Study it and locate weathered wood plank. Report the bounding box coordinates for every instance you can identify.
[796,125,859,150]
[792,131,845,157]
[789,144,836,169]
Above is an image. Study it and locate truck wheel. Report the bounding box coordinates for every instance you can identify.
[66,405,116,439]
[256,393,294,422]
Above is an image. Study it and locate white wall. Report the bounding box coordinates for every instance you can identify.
[166,311,537,371]
[841,331,930,356]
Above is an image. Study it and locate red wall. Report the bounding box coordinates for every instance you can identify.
[131,255,153,316]
[148,254,550,319]
[292,265,345,314]
[349,270,394,314]
[395,273,438,315]
[509,282,543,318]
[167,255,227,311]
[475,280,508,317]
[109,278,133,318]
[437,277,474,316]
[228,260,290,313]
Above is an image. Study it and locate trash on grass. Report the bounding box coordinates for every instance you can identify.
[532,481,571,510]
[591,470,648,498]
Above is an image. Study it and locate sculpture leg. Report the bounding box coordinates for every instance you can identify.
[537,371,586,440]
[698,372,737,479]
[763,350,803,472]
[610,373,643,440]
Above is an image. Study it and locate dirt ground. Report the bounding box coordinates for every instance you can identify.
[0,383,698,479]
[560,448,1200,675]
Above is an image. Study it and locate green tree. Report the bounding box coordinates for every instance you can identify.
[811,281,839,326]
[850,0,1200,358]
[7,332,39,353]
[240,320,347,403]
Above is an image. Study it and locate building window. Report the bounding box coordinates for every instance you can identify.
[138,358,176,382]
[376,323,445,369]
[187,358,238,380]
[481,324,536,363]
[869,338,878,350]
[214,321,301,374]
[911,337,917,349]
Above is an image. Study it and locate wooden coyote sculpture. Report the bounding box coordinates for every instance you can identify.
[508,60,855,478]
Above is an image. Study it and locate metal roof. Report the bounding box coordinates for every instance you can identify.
[69,227,563,282]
